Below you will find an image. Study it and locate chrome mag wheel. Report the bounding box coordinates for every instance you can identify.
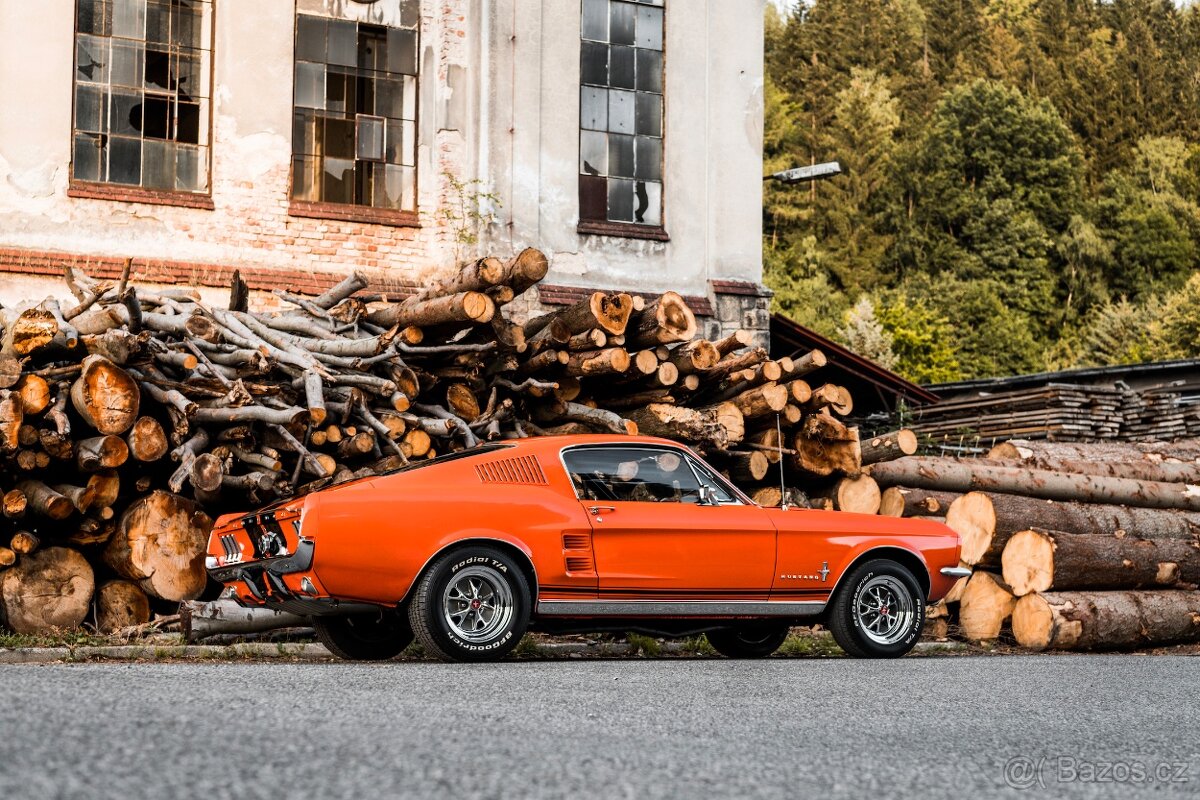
[442,566,515,643]
[855,575,916,646]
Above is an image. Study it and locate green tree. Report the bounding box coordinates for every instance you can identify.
[837,297,899,370]
[1076,298,1158,366]
[874,294,962,383]
[1153,273,1200,358]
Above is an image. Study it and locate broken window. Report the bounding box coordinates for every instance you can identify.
[72,0,213,193]
[291,10,420,212]
[579,0,664,227]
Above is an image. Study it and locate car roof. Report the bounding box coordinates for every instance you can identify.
[498,434,692,456]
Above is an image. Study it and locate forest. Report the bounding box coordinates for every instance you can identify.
[764,0,1200,383]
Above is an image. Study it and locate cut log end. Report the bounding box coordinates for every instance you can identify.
[946,491,997,566]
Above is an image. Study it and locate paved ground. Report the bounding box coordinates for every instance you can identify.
[1,655,1197,799]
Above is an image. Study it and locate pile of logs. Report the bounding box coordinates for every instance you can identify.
[872,438,1200,651]
[0,252,871,634]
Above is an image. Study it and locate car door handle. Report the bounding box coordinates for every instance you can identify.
[588,506,616,517]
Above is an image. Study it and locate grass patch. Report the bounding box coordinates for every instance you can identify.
[512,636,547,659]
[776,632,844,658]
[0,630,113,649]
[677,636,718,657]
[624,633,662,658]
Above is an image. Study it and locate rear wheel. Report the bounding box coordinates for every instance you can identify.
[312,611,414,661]
[408,545,531,662]
[828,559,925,658]
[706,623,790,658]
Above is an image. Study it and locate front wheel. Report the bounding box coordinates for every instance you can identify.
[312,611,414,661]
[706,624,790,658]
[408,546,531,662]
[828,559,925,658]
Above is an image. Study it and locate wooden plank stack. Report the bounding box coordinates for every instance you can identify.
[0,251,867,634]
[872,437,1200,651]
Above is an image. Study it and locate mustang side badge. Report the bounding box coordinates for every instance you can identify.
[780,562,830,582]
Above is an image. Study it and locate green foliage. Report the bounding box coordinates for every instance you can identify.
[838,297,898,371]
[765,1,1200,380]
[1153,273,1200,359]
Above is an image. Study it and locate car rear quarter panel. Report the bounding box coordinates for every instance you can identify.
[767,508,961,602]
[307,453,592,604]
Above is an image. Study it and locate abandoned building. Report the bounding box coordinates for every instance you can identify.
[0,0,768,338]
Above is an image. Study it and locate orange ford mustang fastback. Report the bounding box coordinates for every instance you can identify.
[206,434,968,662]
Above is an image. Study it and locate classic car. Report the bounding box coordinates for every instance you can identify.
[206,434,969,662]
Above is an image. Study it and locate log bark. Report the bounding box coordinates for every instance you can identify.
[95,579,151,632]
[712,330,753,357]
[104,491,213,601]
[502,247,549,294]
[989,439,1200,464]
[945,491,1200,567]
[957,571,1015,642]
[728,383,788,419]
[879,487,962,518]
[0,390,20,451]
[861,429,919,465]
[0,547,94,633]
[71,355,140,435]
[780,349,827,378]
[1,306,58,357]
[869,457,1200,512]
[666,340,720,374]
[701,347,769,383]
[10,531,39,555]
[3,488,27,518]
[367,291,495,328]
[1001,528,1200,596]
[564,348,630,377]
[1012,590,1200,651]
[523,292,633,338]
[727,451,770,483]
[76,435,130,472]
[16,480,74,520]
[625,292,697,347]
[792,428,861,477]
[180,599,309,642]
[627,402,744,450]
[410,256,505,303]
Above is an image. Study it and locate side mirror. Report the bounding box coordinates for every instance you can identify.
[698,485,716,506]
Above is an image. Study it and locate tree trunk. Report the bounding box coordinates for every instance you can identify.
[793,429,861,477]
[14,374,50,415]
[727,451,770,483]
[1012,590,1200,651]
[0,547,94,633]
[3,488,27,518]
[95,579,151,633]
[817,475,882,514]
[127,416,169,462]
[627,402,744,450]
[180,599,310,642]
[104,491,213,601]
[712,330,753,357]
[869,456,1200,512]
[945,491,1200,567]
[728,383,788,419]
[76,435,130,472]
[666,340,720,374]
[957,571,1015,642]
[367,291,495,328]
[10,531,38,554]
[990,439,1200,464]
[625,291,697,347]
[879,486,961,518]
[0,390,20,451]
[1,307,58,357]
[523,292,633,338]
[564,348,631,377]
[1001,528,1200,596]
[71,355,140,435]
[16,480,74,520]
[502,247,549,294]
[409,256,505,303]
[780,349,827,378]
[861,429,919,465]
[967,455,1200,484]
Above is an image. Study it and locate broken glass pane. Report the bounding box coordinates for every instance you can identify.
[291,154,319,201]
[356,115,385,161]
[324,117,355,160]
[635,92,661,136]
[142,138,175,189]
[176,48,202,99]
[172,1,203,48]
[113,0,146,39]
[177,100,201,143]
[634,136,661,181]
[358,25,386,72]
[580,130,608,177]
[142,94,171,139]
[144,46,171,91]
[635,180,661,225]
[326,70,355,116]
[635,5,663,50]
[579,174,607,221]
[607,177,635,222]
[75,84,107,133]
[635,48,662,93]
[76,35,110,83]
[296,16,327,62]
[581,0,609,42]
[609,46,635,90]
[176,144,206,191]
[610,2,635,45]
[111,38,145,88]
[581,41,607,86]
[109,89,143,135]
[608,133,635,178]
[383,164,416,210]
[323,157,355,204]
[73,133,104,182]
[581,87,608,131]
[107,135,142,185]
[356,161,378,206]
[356,75,375,116]
[145,0,170,44]
[294,62,325,110]
[77,0,111,36]
[293,109,319,155]
[387,28,418,75]
[375,77,403,119]
[327,20,357,68]
[607,89,635,134]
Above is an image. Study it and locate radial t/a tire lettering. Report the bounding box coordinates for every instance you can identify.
[312,611,414,661]
[408,545,532,663]
[828,559,925,659]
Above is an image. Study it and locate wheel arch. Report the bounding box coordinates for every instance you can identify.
[831,546,931,603]
[400,535,539,606]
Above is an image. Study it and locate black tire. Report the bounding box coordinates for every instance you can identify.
[408,545,531,663]
[828,559,925,658]
[706,623,790,658]
[312,611,414,661]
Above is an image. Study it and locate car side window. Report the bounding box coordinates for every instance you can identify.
[686,456,740,505]
[563,447,703,503]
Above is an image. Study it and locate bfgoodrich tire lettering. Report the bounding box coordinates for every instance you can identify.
[312,611,414,661]
[828,558,925,658]
[408,545,531,663]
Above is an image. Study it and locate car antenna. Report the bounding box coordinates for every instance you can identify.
[775,413,790,511]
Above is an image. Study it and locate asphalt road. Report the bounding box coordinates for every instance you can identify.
[1,655,1197,800]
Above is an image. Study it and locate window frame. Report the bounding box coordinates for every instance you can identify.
[559,443,749,506]
[576,0,668,242]
[286,11,422,228]
[68,0,217,209]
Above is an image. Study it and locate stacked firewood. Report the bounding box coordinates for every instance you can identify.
[0,250,867,635]
[871,438,1200,651]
